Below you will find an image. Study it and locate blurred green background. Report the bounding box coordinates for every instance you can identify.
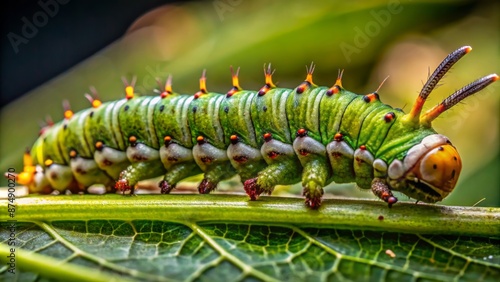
[1,0,498,206]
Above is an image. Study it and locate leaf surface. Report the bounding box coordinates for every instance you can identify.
[1,195,499,281]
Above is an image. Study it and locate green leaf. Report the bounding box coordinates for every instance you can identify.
[1,195,499,281]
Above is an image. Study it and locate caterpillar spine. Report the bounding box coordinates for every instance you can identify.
[11,46,498,209]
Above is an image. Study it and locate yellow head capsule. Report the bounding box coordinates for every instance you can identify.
[412,144,461,197]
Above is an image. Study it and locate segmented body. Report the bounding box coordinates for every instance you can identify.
[17,47,498,209]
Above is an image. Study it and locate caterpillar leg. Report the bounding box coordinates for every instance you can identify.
[244,158,302,200]
[300,160,329,209]
[244,136,301,200]
[293,132,330,209]
[159,142,201,193]
[198,162,237,194]
[158,163,203,194]
[371,178,398,207]
[116,142,165,194]
[115,160,167,194]
[193,139,237,194]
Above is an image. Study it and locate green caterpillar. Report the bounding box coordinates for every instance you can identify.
[12,46,498,209]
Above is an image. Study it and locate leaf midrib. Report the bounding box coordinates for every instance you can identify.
[4,194,499,237]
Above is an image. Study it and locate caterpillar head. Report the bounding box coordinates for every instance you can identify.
[393,46,496,202]
[388,134,462,203]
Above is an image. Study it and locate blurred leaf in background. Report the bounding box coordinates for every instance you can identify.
[0,0,498,206]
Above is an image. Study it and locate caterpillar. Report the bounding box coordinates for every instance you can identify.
[9,46,498,209]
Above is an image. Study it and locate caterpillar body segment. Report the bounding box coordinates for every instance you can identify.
[12,46,498,209]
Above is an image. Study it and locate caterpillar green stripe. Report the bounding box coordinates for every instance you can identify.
[14,46,498,209]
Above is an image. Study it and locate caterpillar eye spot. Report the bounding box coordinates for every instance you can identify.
[299,149,309,156]
[334,133,343,141]
[267,151,279,159]
[159,105,165,112]
[326,85,340,96]
[224,106,229,113]
[262,106,267,112]
[132,155,148,161]
[331,152,341,158]
[200,156,213,164]
[89,111,94,118]
[263,133,272,142]
[296,128,307,137]
[363,93,379,103]
[226,86,239,97]
[196,136,206,145]
[230,135,239,144]
[124,105,129,111]
[129,136,137,146]
[384,112,395,123]
[233,155,248,163]
[95,141,104,151]
[50,172,58,180]
[164,136,172,147]
[296,82,309,94]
